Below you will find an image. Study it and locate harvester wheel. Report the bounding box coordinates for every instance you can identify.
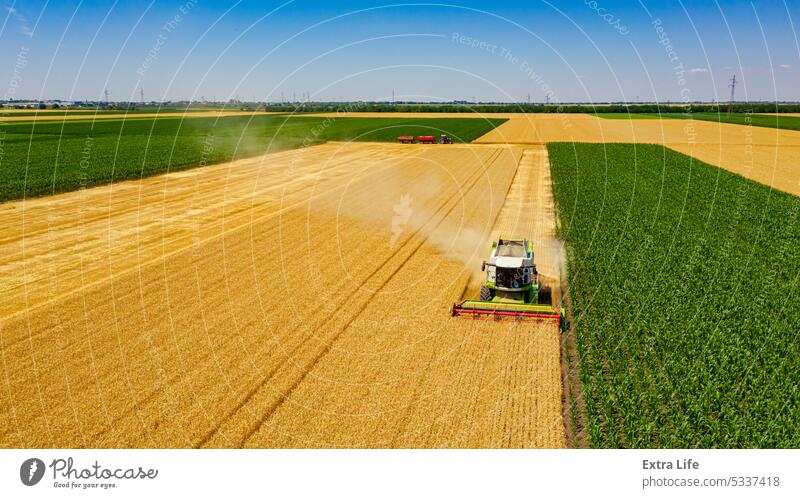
[538,286,552,305]
[479,286,493,302]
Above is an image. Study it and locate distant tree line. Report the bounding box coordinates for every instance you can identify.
[262,102,800,114]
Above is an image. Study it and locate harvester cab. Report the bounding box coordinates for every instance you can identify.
[451,238,565,328]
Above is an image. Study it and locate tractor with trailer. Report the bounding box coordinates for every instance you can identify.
[450,238,565,328]
[396,134,454,144]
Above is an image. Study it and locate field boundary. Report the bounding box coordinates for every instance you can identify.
[559,278,589,448]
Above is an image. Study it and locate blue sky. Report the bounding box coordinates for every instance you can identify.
[1,0,798,103]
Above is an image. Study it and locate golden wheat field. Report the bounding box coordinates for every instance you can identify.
[0,141,565,448]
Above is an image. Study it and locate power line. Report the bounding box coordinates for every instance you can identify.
[727,74,737,115]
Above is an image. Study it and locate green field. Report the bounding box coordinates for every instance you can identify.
[0,115,503,202]
[683,112,800,132]
[548,142,800,448]
[594,110,800,132]
[1,110,106,117]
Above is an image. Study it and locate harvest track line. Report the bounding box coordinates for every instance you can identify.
[1,144,438,445]
[0,143,456,440]
[0,146,426,331]
[0,144,358,245]
[388,150,524,446]
[189,149,501,446]
[77,147,446,445]
[197,148,505,447]
[0,144,438,444]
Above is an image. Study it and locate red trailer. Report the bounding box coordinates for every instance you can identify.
[397,135,414,143]
[417,135,436,144]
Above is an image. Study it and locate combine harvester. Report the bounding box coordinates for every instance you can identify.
[450,238,565,328]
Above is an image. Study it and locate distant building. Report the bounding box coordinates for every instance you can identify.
[2,101,40,108]
[2,100,80,108]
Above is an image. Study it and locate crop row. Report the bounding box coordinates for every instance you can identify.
[548,142,800,448]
